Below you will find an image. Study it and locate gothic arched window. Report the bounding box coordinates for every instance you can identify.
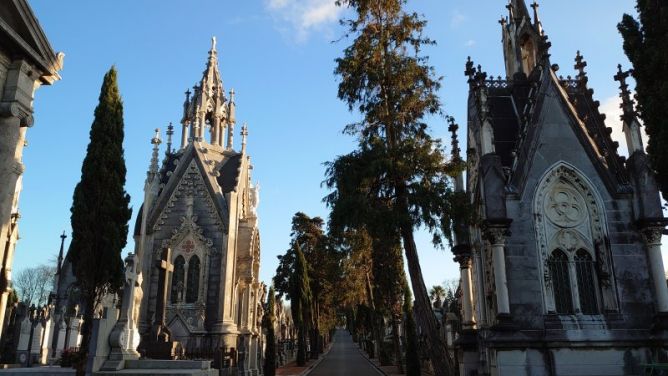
[171,255,185,304]
[548,250,573,314]
[186,255,200,303]
[575,249,598,314]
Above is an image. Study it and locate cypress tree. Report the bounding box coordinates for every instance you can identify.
[403,282,421,376]
[618,1,668,201]
[263,286,277,376]
[68,67,131,371]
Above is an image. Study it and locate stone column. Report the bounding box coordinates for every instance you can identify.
[640,225,668,313]
[455,250,476,329]
[484,225,511,316]
[0,61,37,343]
[181,121,189,149]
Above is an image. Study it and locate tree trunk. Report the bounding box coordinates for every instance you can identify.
[400,226,454,376]
[76,291,95,376]
[392,317,404,373]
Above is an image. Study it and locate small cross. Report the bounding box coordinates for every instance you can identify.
[159,248,174,273]
[530,1,539,13]
[185,89,191,100]
[613,64,630,90]
[506,3,515,20]
[574,51,587,80]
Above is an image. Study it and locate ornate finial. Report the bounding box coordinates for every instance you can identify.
[506,3,515,22]
[149,128,161,176]
[447,116,461,162]
[241,123,249,153]
[465,56,477,85]
[211,36,217,52]
[499,16,507,27]
[574,51,588,84]
[166,122,174,154]
[614,64,636,121]
[228,89,236,124]
[530,1,543,35]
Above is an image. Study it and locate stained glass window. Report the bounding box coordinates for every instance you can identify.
[575,249,598,314]
[186,255,200,303]
[171,255,185,303]
[549,250,573,314]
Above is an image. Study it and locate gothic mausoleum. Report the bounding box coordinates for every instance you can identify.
[452,1,668,375]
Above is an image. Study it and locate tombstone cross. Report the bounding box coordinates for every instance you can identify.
[153,247,174,342]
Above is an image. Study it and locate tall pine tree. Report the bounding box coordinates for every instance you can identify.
[68,67,131,370]
[618,1,668,201]
[332,1,457,374]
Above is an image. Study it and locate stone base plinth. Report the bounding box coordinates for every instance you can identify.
[142,341,183,360]
[94,359,216,376]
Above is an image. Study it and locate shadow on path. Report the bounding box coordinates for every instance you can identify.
[309,330,381,376]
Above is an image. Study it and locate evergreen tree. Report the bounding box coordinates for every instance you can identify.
[292,244,312,366]
[263,286,277,376]
[330,1,457,374]
[68,67,131,371]
[618,1,668,201]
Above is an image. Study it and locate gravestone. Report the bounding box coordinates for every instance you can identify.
[15,313,31,366]
[86,303,118,374]
[100,254,141,370]
[139,247,182,359]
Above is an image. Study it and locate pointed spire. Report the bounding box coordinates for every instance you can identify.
[56,231,66,275]
[509,0,531,24]
[227,89,236,150]
[614,64,643,155]
[614,64,636,121]
[530,1,543,35]
[241,123,248,154]
[448,116,461,162]
[447,116,465,193]
[149,128,161,177]
[574,51,588,85]
[166,122,174,154]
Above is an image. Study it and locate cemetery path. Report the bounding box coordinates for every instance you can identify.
[308,330,382,376]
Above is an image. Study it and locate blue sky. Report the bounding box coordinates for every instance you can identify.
[16,0,648,290]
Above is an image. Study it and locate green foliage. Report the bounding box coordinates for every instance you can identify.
[68,67,131,362]
[618,1,668,201]
[429,285,445,305]
[329,1,456,374]
[263,287,277,376]
[403,283,421,376]
[293,244,312,366]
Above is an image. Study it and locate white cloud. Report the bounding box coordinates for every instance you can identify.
[265,0,343,42]
[599,94,648,157]
[450,10,466,29]
[464,39,476,47]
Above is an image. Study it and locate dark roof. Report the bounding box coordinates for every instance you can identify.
[133,204,143,237]
[487,92,520,168]
[217,154,242,193]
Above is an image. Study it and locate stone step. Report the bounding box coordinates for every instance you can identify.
[95,370,216,376]
[124,360,212,370]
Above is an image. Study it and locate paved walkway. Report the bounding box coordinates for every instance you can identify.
[308,330,381,376]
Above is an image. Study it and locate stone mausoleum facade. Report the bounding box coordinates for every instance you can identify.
[451,1,668,375]
[133,39,265,374]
